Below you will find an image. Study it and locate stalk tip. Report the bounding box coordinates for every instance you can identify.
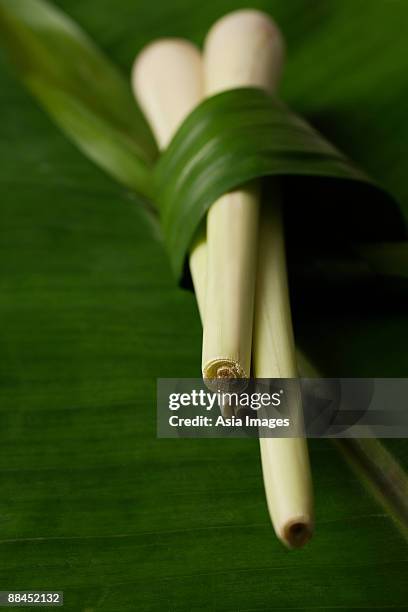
[283,519,313,549]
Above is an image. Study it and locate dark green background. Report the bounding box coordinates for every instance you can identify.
[0,1,407,610]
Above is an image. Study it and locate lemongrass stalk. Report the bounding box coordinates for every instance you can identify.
[132,41,230,408]
[202,10,285,384]
[132,40,202,151]
[191,196,313,545]
[131,40,207,319]
[253,188,314,548]
[189,192,313,545]
[132,34,313,548]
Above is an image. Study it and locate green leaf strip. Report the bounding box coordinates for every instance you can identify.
[155,88,404,278]
[0,0,158,197]
[335,439,408,541]
[298,353,408,542]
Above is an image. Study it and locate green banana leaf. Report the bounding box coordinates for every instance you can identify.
[0,0,408,610]
[0,0,158,196]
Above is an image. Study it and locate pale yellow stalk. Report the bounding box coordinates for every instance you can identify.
[131,39,205,301]
[132,30,313,549]
[202,10,285,383]
[253,189,314,548]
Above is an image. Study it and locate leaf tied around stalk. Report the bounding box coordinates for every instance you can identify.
[153,87,405,280]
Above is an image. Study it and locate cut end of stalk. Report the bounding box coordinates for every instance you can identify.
[203,358,248,390]
[283,518,313,549]
[216,365,236,378]
[203,358,246,379]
